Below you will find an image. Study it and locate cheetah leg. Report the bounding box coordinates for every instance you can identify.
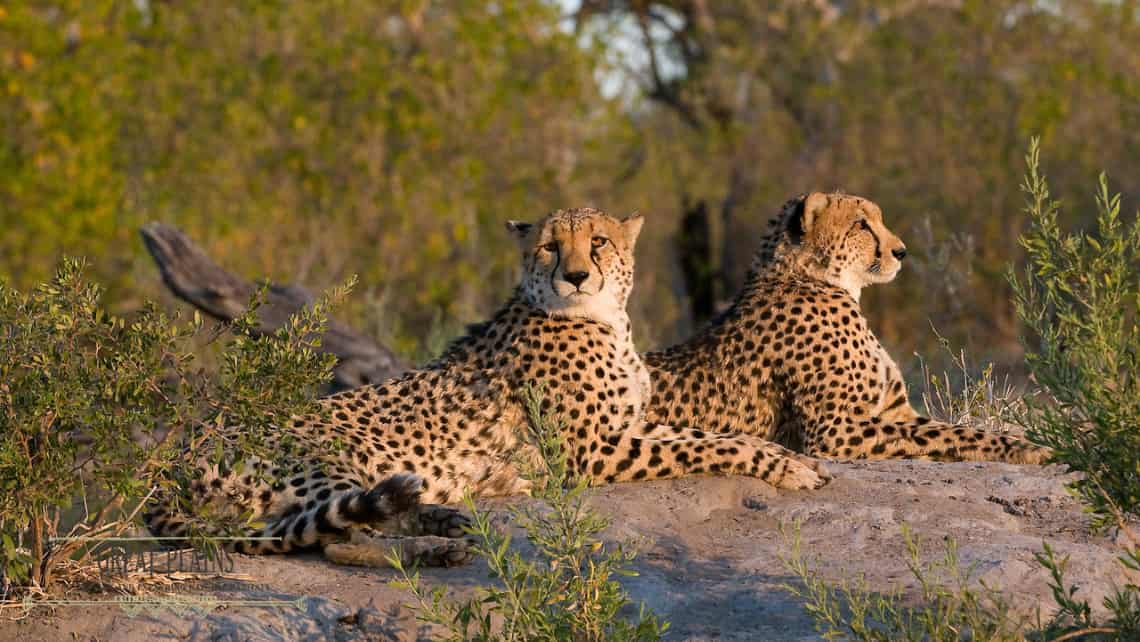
[585,431,831,490]
[627,424,833,479]
[813,420,1051,464]
[324,528,476,568]
[629,423,737,440]
[412,504,473,538]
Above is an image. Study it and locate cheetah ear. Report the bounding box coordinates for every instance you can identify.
[505,220,533,245]
[789,192,828,243]
[621,213,644,245]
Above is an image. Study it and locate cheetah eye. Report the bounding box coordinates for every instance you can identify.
[541,242,559,253]
[856,219,872,232]
[591,236,608,249]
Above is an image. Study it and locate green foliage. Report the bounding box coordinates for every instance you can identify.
[0,258,193,589]
[0,259,338,592]
[390,385,667,642]
[781,522,1027,642]
[176,279,343,481]
[1010,139,1140,532]
[0,0,633,356]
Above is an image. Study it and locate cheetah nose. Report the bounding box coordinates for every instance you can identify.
[563,271,589,287]
[892,246,907,260]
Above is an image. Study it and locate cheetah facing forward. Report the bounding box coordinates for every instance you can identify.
[146,207,829,569]
[643,192,1049,464]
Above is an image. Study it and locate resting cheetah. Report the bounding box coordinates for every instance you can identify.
[642,192,1049,464]
[146,207,829,569]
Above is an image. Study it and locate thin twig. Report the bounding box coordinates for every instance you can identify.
[1049,626,1117,641]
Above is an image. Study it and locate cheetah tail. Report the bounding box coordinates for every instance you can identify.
[144,474,425,554]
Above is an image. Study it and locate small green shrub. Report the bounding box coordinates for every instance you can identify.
[781,521,1027,642]
[0,258,339,594]
[782,522,1125,641]
[1010,139,1140,534]
[390,386,668,642]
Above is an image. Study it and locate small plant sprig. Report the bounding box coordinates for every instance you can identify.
[916,325,1023,435]
[389,385,668,641]
[780,520,1026,642]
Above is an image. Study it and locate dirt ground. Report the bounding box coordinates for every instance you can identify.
[3,460,1133,642]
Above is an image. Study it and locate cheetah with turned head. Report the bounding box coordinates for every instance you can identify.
[643,192,1050,464]
[146,207,829,569]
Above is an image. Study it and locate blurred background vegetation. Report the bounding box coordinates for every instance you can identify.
[2,0,1138,371]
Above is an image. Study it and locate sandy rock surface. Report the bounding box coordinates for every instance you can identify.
[4,461,1132,641]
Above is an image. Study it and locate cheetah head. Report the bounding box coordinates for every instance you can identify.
[762,192,907,300]
[507,207,643,330]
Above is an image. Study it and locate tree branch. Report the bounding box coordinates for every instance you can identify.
[139,223,407,394]
[634,6,704,131]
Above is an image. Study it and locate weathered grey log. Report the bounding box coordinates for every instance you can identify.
[139,222,408,395]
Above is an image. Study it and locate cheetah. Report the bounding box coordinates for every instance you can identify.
[145,207,830,569]
[642,192,1050,464]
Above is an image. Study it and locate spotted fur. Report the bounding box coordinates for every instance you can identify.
[643,192,1050,464]
[146,207,829,569]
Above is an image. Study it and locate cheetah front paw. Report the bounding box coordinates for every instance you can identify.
[793,453,833,482]
[415,504,473,539]
[404,535,478,567]
[324,531,477,568]
[774,456,831,490]
[1012,442,1053,465]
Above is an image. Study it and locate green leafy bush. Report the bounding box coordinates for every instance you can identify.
[391,386,668,642]
[1010,138,1140,639]
[0,258,338,594]
[1011,139,1140,533]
